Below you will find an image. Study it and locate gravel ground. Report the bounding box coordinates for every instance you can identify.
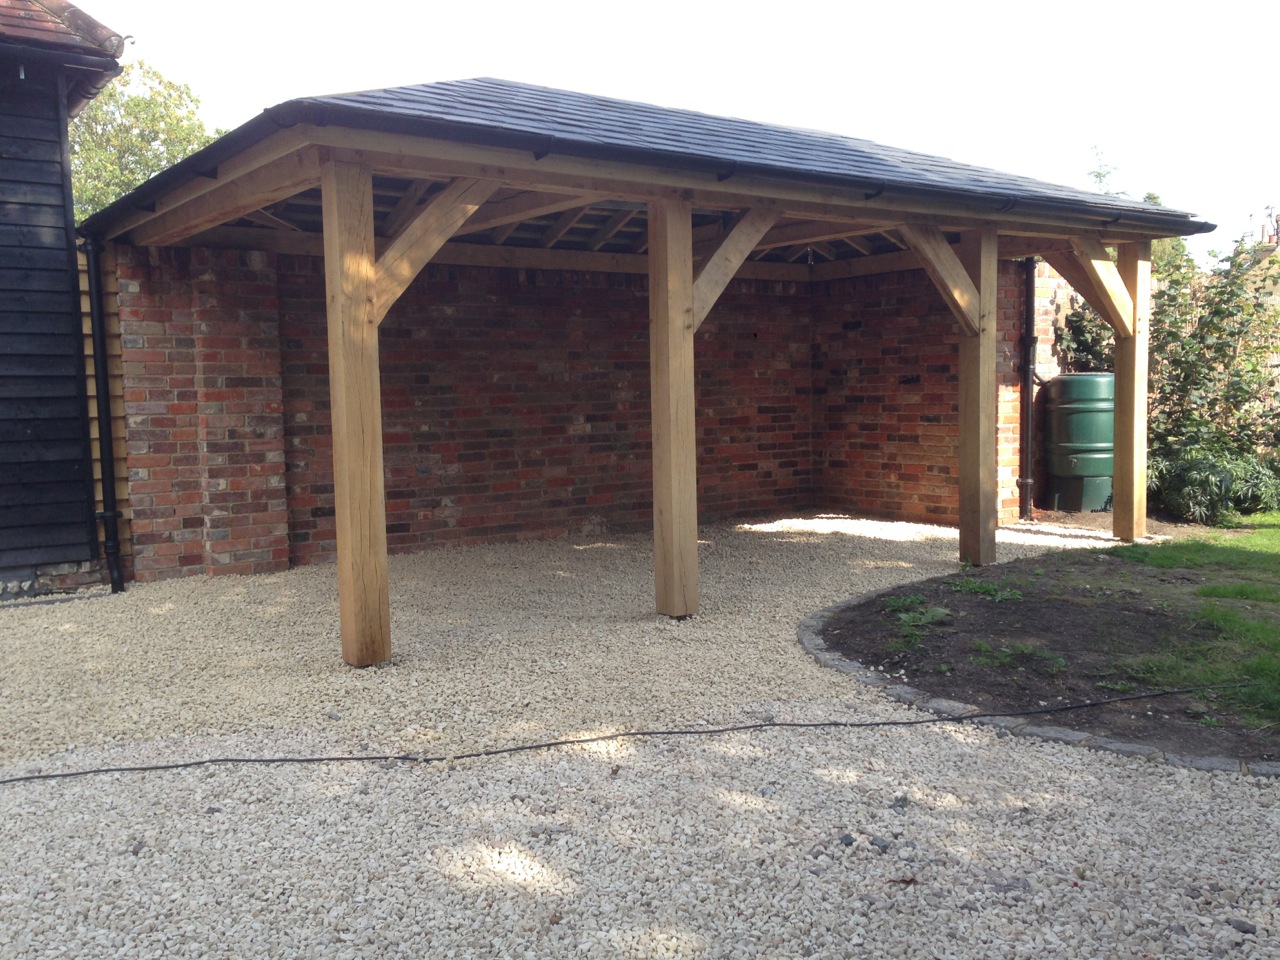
[1,516,1276,959]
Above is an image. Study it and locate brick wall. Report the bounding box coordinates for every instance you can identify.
[117,246,289,580]
[278,259,816,563]
[111,244,1046,582]
[814,261,1027,525]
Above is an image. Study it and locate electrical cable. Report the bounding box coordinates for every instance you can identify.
[0,682,1257,788]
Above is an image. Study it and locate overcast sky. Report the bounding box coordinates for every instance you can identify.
[84,0,1278,265]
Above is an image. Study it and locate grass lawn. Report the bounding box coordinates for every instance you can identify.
[1109,511,1280,724]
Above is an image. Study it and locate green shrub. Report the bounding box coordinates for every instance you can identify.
[1149,451,1280,525]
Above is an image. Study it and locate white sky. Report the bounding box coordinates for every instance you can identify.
[84,0,1278,265]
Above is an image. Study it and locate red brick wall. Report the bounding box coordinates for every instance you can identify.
[112,245,1039,582]
[277,259,816,563]
[814,262,1025,525]
[117,246,289,580]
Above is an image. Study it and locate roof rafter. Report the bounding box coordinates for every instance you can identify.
[458,191,602,235]
[754,219,893,251]
[587,208,636,250]
[540,206,589,247]
[380,179,436,238]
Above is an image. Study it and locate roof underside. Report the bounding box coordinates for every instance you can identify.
[83,78,1214,274]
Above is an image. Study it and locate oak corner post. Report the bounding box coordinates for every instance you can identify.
[648,197,700,617]
[1114,241,1152,542]
[320,158,392,666]
[955,226,998,567]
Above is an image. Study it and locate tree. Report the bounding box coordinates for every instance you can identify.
[70,61,219,222]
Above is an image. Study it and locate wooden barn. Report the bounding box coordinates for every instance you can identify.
[0,0,121,594]
[74,78,1213,664]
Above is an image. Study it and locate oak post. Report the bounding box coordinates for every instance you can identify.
[955,227,998,566]
[320,158,392,666]
[648,197,699,616]
[1114,242,1151,541]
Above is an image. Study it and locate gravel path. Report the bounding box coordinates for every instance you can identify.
[2,517,1276,958]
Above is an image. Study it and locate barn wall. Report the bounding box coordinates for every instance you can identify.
[112,245,1036,582]
[0,62,96,583]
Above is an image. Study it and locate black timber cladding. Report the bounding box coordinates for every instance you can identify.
[0,59,95,567]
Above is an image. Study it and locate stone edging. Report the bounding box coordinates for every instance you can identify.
[797,593,1280,779]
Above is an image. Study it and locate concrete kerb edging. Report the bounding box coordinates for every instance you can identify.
[797,592,1280,779]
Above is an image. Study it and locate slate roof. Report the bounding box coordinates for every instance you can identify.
[273,78,1211,230]
[0,0,123,58]
[83,77,1215,239]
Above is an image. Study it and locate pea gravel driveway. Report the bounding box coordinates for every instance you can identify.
[1,517,1276,959]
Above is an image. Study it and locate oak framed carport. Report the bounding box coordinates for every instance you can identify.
[82,79,1212,667]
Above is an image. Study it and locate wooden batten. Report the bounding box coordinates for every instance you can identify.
[1113,242,1151,541]
[320,159,392,667]
[648,197,699,617]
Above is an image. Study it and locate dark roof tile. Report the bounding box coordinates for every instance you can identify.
[294,78,1184,219]
[0,0,123,58]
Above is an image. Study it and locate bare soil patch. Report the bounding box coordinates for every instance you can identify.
[819,518,1280,763]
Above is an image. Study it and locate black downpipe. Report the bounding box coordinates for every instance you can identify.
[83,238,125,593]
[1018,258,1037,520]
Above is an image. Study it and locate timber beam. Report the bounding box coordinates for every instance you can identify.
[648,197,699,617]
[899,223,981,335]
[372,176,499,323]
[691,207,778,328]
[1043,238,1135,337]
[1113,242,1151,541]
[903,223,999,566]
[321,159,392,667]
[178,225,812,281]
[954,228,999,566]
[105,128,313,240]
[753,219,891,251]
[128,148,323,247]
